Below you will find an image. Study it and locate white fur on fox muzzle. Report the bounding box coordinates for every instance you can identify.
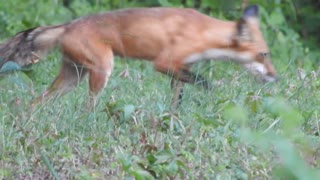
[261,74,278,83]
[244,62,277,83]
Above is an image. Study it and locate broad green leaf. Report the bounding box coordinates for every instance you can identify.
[124,104,135,121]
[0,61,21,73]
[224,104,249,125]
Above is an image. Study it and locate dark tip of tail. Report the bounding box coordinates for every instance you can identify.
[17,27,37,36]
[0,27,40,68]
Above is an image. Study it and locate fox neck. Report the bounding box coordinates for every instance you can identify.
[184,21,250,64]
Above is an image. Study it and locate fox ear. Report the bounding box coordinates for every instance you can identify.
[243,5,259,18]
[233,5,259,43]
[235,18,252,42]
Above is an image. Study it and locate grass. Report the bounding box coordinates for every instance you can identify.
[1,50,320,179]
[1,2,320,178]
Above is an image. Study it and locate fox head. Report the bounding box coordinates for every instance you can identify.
[232,5,277,83]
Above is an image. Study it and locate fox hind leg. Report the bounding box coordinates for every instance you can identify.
[31,56,87,107]
[87,49,114,108]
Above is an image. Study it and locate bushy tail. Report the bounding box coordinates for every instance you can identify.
[0,25,66,68]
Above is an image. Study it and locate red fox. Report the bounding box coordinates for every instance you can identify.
[0,5,277,109]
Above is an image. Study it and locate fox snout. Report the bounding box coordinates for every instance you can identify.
[261,73,278,83]
[243,61,278,83]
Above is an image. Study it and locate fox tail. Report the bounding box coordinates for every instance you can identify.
[0,25,65,68]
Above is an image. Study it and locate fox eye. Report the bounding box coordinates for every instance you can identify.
[259,52,270,58]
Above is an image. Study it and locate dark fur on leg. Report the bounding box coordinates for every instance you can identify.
[171,80,185,111]
[170,69,211,110]
[180,69,210,89]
